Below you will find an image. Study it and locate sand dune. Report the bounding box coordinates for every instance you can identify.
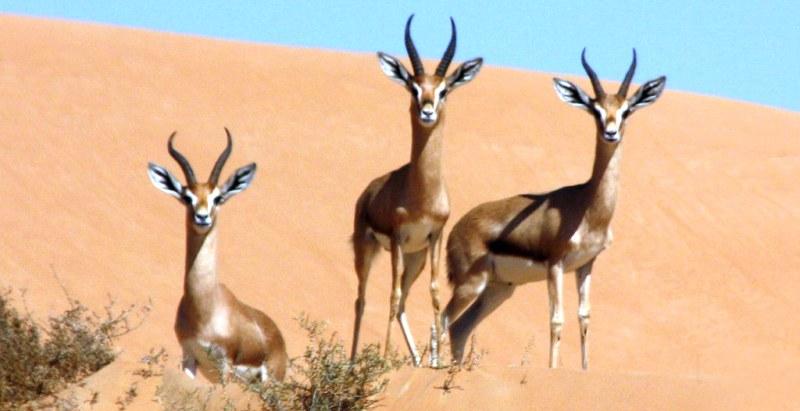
[1,15,798,409]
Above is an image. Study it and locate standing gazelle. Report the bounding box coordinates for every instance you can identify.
[351,15,483,367]
[443,50,666,369]
[147,129,287,381]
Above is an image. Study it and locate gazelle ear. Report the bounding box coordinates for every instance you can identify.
[446,57,483,90]
[219,163,257,204]
[148,162,184,200]
[377,52,412,87]
[553,78,592,112]
[628,76,667,113]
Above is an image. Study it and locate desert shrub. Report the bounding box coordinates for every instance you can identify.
[0,288,147,409]
[246,314,405,411]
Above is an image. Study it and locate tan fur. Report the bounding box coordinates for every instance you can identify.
[175,212,287,381]
[443,88,640,370]
[150,136,288,382]
[351,78,452,367]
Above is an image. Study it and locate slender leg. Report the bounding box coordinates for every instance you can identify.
[449,282,515,364]
[548,261,564,368]
[397,249,427,366]
[576,258,594,370]
[385,238,404,357]
[428,231,444,367]
[181,350,197,379]
[351,233,380,359]
[442,256,491,330]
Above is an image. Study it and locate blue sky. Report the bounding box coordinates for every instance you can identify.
[4,1,799,111]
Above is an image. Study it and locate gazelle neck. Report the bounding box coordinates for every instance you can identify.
[184,214,219,299]
[409,108,446,193]
[586,133,623,225]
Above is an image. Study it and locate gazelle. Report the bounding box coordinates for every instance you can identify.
[351,15,483,367]
[442,50,666,369]
[147,129,287,381]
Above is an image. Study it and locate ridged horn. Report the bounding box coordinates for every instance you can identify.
[581,48,605,98]
[209,128,233,185]
[405,14,424,76]
[435,17,457,77]
[618,48,637,97]
[167,132,196,185]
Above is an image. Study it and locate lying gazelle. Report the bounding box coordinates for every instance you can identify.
[351,15,483,367]
[443,50,666,369]
[147,129,287,381]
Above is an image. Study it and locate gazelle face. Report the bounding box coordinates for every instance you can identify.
[553,49,666,144]
[409,76,449,125]
[592,95,630,143]
[148,130,257,234]
[181,183,223,230]
[376,15,483,127]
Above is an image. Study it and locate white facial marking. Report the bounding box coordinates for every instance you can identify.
[412,83,423,102]
[184,190,198,206]
[432,81,447,109]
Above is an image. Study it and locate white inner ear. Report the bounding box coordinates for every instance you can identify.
[378,56,408,85]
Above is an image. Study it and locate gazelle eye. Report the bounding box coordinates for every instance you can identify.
[213,196,222,205]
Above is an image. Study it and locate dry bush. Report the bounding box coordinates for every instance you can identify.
[0,287,148,409]
[246,314,405,411]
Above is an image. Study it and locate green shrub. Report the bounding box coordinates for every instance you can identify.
[0,288,147,409]
[246,314,405,411]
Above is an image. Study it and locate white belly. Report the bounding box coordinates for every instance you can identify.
[370,219,437,253]
[492,254,549,285]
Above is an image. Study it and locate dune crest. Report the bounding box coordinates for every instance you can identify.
[1,15,798,409]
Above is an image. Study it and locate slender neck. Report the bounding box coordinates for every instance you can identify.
[184,214,219,299]
[585,132,623,224]
[408,107,445,192]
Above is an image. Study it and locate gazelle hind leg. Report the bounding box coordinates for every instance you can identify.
[397,249,427,366]
[384,239,404,357]
[351,232,380,359]
[449,282,515,365]
[548,262,565,368]
[576,258,594,370]
[442,256,491,332]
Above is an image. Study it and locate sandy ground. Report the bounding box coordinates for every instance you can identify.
[1,15,798,410]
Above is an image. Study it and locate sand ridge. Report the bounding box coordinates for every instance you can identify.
[1,15,799,409]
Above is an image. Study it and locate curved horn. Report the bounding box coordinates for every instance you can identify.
[618,48,637,97]
[167,131,196,185]
[581,48,605,98]
[435,17,457,77]
[209,128,233,185]
[405,14,424,76]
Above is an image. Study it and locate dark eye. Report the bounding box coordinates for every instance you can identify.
[214,196,223,205]
[181,193,192,203]
[439,89,447,98]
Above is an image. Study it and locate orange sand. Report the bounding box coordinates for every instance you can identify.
[1,15,798,410]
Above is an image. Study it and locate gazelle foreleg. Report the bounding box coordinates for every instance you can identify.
[181,349,197,379]
[384,238,405,357]
[548,261,565,368]
[397,249,426,366]
[576,258,594,370]
[428,230,444,367]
